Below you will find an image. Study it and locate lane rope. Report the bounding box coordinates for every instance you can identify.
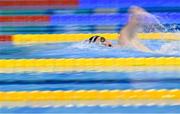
[0,90,179,101]
[12,33,180,44]
[0,58,179,73]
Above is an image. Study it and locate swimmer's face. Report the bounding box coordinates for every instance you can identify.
[88,36,113,47]
[98,38,113,47]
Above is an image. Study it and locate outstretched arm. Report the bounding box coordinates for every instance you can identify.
[117,6,153,52]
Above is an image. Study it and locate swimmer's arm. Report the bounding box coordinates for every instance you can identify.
[117,29,130,46]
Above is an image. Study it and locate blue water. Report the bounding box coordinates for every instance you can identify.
[1,10,180,113]
[0,71,180,91]
[0,40,180,113]
[0,40,179,59]
[51,13,180,25]
[79,0,180,8]
[1,0,180,112]
[1,106,180,113]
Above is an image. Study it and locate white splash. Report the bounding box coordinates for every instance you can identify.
[69,41,90,49]
[156,41,180,55]
[138,13,167,32]
[68,41,102,51]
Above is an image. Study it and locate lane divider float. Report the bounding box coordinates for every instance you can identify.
[13,33,180,44]
[0,58,179,73]
[0,33,179,44]
[0,90,179,101]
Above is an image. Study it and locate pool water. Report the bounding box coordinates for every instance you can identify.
[1,0,180,113]
[0,71,180,91]
[0,40,179,59]
[1,106,180,113]
[0,40,180,113]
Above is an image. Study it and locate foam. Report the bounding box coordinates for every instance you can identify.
[156,41,180,55]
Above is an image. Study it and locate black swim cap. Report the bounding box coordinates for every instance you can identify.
[88,36,106,43]
[88,36,99,43]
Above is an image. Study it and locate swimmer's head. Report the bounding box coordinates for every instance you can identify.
[88,36,113,47]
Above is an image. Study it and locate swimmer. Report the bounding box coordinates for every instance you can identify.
[87,6,153,52]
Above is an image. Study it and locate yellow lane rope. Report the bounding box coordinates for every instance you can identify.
[13,33,180,44]
[0,58,179,67]
[0,58,179,73]
[0,90,180,101]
